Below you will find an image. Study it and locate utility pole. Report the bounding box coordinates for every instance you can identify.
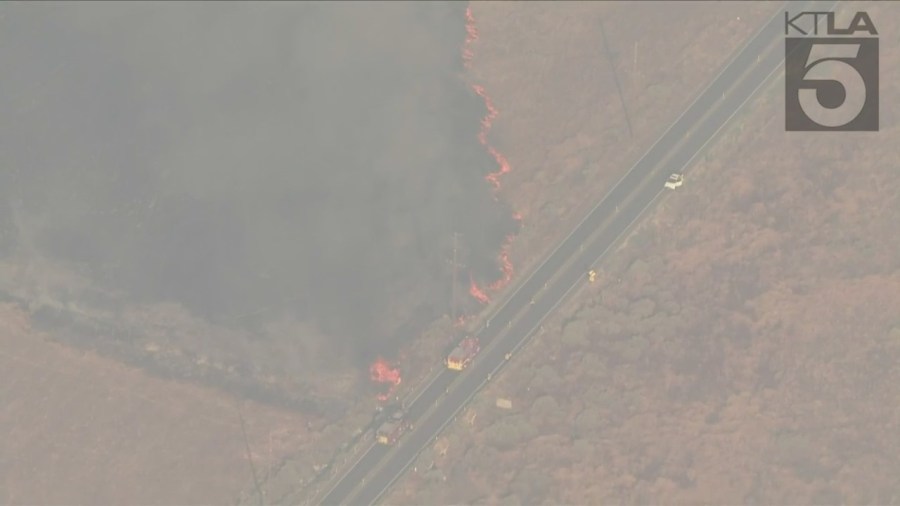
[633,41,638,87]
[237,402,264,506]
[451,232,459,323]
[600,19,633,139]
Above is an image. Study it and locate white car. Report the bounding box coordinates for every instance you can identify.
[664,173,684,189]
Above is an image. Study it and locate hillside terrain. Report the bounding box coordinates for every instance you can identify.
[0,303,322,505]
[249,2,781,502]
[387,1,900,504]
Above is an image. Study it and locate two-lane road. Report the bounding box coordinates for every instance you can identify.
[317,2,835,504]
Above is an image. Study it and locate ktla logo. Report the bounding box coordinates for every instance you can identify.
[785,10,879,131]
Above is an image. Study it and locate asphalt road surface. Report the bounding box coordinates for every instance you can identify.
[317,2,834,504]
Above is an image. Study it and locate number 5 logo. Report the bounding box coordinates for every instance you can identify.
[798,43,865,127]
[785,37,879,132]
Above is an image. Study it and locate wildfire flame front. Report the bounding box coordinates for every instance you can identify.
[370,357,401,386]
[463,6,519,305]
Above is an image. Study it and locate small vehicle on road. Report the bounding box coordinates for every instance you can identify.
[376,409,410,445]
[665,173,684,190]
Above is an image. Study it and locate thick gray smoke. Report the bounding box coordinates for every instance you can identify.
[0,2,516,363]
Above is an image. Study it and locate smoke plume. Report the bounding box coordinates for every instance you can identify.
[0,2,517,364]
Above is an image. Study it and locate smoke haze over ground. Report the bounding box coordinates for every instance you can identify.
[0,2,517,363]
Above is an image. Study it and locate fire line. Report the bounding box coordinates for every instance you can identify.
[464,5,519,304]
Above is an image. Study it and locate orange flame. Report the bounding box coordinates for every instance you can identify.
[471,85,512,192]
[463,6,478,69]
[370,357,401,386]
[371,357,401,402]
[469,273,490,304]
[463,5,518,304]
[489,234,515,291]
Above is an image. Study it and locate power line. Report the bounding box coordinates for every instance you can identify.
[237,402,265,506]
[600,19,633,139]
[451,232,459,323]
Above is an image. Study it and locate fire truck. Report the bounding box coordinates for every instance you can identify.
[446,336,480,371]
[376,409,410,445]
